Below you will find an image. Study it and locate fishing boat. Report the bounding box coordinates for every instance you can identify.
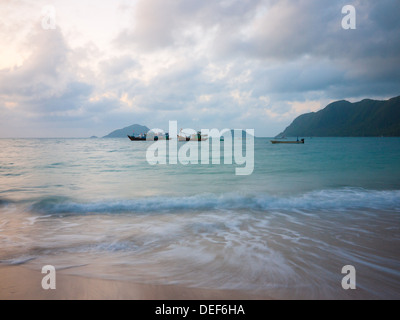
[128,131,171,141]
[270,138,305,144]
[177,128,189,141]
[127,134,146,141]
[178,135,190,141]
[177,129,208,141]
[190,131,208,141]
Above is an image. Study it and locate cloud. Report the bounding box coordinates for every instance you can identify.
[114,0,400,94]
[1,0,399,137]
[115,0,263,51]
[99,55,138,76]
[0,26,94,114]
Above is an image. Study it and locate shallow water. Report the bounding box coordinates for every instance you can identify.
[1,137,400,298]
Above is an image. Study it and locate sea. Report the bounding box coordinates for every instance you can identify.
[0,137,399,299]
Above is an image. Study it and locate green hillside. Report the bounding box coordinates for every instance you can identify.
[103,124,150,138]
[279,96,400,137]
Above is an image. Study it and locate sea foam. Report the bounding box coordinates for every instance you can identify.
[28,188,400,215]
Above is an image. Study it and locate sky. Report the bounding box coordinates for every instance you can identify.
[0,0,399,138]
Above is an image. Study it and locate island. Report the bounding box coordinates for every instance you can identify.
[103,124,150,138]
[103,125,254,139]
[278,96,400,137]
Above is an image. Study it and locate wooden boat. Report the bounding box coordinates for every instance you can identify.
[189,131,208,141]
[128,133,172,141]
[270,139,304,144]
[178,135,190,141]
[177,129,208,141]
[127,134,146,141]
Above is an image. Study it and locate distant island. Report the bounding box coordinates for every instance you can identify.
[103,124,150,138]
[104,125,254,139]
[278,96,400,137]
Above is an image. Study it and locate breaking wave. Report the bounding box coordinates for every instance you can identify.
[28,188,400,215]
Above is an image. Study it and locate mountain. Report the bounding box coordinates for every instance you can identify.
[279,96,400,137]
[103,124,150,138]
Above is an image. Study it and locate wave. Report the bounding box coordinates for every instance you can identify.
[0,256,36,266]
[0,198,10,207]
[27,188,400,215]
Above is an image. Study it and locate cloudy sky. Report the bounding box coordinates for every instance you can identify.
[0,0,399,137]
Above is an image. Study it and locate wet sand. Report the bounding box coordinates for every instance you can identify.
[0,265,271,300]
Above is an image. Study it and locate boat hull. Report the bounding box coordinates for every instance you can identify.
[127,135,146,141]
[177,135,208,141]
[270,140,304,144]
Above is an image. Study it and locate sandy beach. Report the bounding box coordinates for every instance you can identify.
[0,265,271,300]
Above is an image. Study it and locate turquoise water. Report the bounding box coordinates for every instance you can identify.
[0,137,400,298]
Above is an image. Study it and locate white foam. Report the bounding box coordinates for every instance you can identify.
[0,256,36,265]
[29,188,400,215]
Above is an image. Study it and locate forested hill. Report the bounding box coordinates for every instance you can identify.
[279,96,400,137]
[103,124,149,138]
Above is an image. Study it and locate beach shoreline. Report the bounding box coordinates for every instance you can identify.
[0,265,272,300]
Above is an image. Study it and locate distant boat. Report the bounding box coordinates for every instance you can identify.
[177,128,188,141]
[128,131,171,141]
[270,138,305,144]
[190,131,208,141]
[127,134,146,141]
[177,129,208,141]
